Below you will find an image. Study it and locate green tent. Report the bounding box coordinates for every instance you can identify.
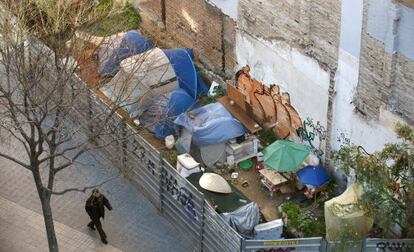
[263,140,310,172]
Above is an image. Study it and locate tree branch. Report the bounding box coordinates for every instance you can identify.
[46,176,118,195]
[0,152,30,170]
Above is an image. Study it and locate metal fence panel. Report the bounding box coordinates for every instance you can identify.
[203,201,243,252]
[243,238,324,252]
[326,240,362,252]
[160,160,204,251]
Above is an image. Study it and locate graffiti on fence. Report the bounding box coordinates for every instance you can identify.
[147,159,156,176]
[132,142,157,176]
[177,187,197,221]
[375,241,414,252]
[160,168,198,221]
[297,117,326,158]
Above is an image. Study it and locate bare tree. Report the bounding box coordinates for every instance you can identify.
[0,1,176,251]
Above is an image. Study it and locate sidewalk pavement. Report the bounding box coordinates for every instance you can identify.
[0,140,193,252]
[0,196,121,252]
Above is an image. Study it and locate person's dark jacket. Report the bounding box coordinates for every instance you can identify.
[85,194,112,220]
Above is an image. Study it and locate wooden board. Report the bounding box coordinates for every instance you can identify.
[218,96,262,133]
[226,84,247,111]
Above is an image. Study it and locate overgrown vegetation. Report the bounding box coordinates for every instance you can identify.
[257,129,278,147]
[198,84,226,105]
[163,149,178,166]
[333,123,414,238]
[86,0,141,36]
[281,202,326,237]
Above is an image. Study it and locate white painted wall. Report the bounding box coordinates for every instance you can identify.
[332,0,408,154]
[235,31,331,132]
[207,0,239,20]
[331,49,403,153]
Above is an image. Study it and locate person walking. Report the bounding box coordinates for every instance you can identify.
[85,189,112,244]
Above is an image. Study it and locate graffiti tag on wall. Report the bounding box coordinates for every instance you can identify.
[297,117,327,158]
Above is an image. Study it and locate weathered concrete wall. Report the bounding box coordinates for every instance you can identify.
[237,0,341,69]
[355,0,414,123]
[309,0,342,69]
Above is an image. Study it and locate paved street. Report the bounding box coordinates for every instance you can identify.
[0,140,193,252]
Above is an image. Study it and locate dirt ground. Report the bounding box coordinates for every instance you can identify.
[75,40,295,222]
[220,161,298,221]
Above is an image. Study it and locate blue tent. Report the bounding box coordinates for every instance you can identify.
[99,30,155,77]
[297,166,331,187]
[174,103,246,146]
[163,48,207,98]
[154,89,196,138]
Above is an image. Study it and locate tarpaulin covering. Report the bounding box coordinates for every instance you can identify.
[154,88,195,138]
[99,30,155,77]
[174,103,246,146]
[324,183,374,241]
[221,202,260,238]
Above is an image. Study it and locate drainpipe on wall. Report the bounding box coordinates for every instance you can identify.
[324,69,337,167]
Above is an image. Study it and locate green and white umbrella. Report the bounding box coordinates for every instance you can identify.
[263,140,310,172]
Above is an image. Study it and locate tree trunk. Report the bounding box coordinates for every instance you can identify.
[40,194,59,252]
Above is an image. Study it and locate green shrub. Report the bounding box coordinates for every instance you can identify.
[87,1,141,36]
[257,129,278,147]
[198,85,226,105]
[281,202,326,237]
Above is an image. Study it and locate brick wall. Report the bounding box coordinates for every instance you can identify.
[164,0,223,72]
[238,0,341,70]
[309,0,341,69]
[132,0,235,76]
[355,33,389,117]
[392,53,414,121]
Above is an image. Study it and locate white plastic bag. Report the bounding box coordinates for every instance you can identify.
[165,135,175,149]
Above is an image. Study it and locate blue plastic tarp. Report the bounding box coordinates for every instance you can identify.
[99,30,154,77]
[174,103,245,146]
